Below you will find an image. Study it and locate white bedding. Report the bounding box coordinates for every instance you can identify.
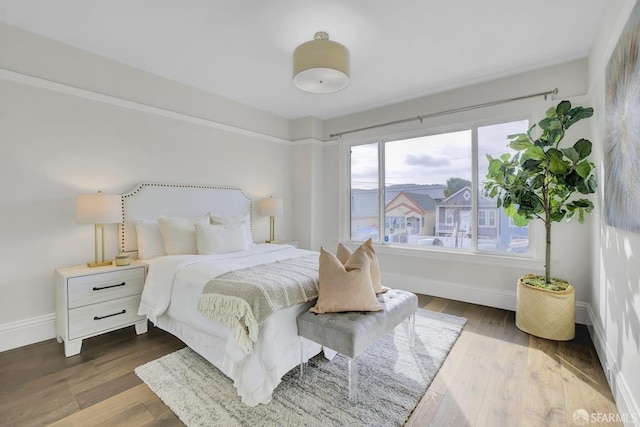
[138,243,323,406]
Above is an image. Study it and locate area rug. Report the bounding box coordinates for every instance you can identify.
[135,308,466,427]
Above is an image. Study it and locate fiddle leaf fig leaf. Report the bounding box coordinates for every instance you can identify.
[574,139,592,159]
[566,107,594,128]
[562,147,580,164]
[522,159,542,172]
[547,128,564,145]
[488,158,503,177]
[575,160,592,178]
[545,107,556,118]
[509,135,533,151]
[539,117,552,130]
[548,150,569,174]
[550,209,567,222]
[524,146,545,160]
[577,175,597,194]
[539,117,562,132]
[556,100,571,116]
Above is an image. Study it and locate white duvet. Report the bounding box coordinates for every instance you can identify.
[137,243,323,406]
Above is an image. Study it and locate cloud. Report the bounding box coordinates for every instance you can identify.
[404,153,450,167]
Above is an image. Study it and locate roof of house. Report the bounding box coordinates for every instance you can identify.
[404,192,437,211]
[439,186,496,207]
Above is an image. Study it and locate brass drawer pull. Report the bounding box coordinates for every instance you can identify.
[93,282,125,291]
[94,309,126,320]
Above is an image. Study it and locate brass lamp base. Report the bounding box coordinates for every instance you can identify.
[87,223,113,268]
[87,260,113,268]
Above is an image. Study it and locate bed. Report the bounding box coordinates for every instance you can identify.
[120,182,322,406]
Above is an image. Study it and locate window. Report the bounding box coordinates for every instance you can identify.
[349,119,529,254]
[478,210,497,228]
[350,143,379,241]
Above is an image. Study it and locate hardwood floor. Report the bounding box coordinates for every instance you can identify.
[0,296,621,426]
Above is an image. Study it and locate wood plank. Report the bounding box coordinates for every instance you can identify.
[0,380,79,427]
[93,403,156,427]
[559,326,622,426]
[522,336,567,426]
[442,299,469,318]
[49,385,156,427]
[416,293,434,308]
[474,339,527,426]
[424,297,450,313]
[405,389,442,426]
[75,372,144,409]
[428,302,488,395]
[429,352,492,426]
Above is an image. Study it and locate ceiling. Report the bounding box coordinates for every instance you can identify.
[0,0,608,120]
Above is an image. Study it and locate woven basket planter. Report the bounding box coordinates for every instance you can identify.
[515,274,575,341]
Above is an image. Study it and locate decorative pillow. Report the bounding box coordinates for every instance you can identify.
[158,215,208,255]
[336,238,388,294]
[209,213,253,246]
[135,219,167,260]
[195,223,249,254]
[310,247,382,314]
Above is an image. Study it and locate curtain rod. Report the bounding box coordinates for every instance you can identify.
[329,88,559,139]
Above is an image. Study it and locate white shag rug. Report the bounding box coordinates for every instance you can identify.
[135,309,466,427]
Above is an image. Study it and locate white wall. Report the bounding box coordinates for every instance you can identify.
[587,0,640,423]
[0,25,296,351]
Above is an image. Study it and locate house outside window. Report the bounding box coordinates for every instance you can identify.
[348,119,530,254]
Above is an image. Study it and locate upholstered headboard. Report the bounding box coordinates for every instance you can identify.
[119,182,252,254]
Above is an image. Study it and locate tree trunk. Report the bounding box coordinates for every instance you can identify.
[543,164,551,285]
[545,218,551,284]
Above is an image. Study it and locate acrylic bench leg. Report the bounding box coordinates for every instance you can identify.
[348,357,358,405]
[299,337,305,379]
[409,313,416,348]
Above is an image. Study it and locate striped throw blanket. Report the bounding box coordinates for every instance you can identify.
[197,255,319,354]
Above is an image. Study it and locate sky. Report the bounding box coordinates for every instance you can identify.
[350,119,529,189]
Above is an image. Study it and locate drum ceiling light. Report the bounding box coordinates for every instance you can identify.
[293,31,350,93]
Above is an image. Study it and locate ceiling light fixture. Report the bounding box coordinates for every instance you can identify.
[293,31,350,94]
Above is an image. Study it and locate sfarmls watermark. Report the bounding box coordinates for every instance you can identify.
[573,409,638,425]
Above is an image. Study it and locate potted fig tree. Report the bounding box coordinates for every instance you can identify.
[484,100,596,340]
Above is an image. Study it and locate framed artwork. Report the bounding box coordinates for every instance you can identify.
[604,1,640,233]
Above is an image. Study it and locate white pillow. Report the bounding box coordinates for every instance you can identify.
[135,219,166,260]
[158,215,208,255]
[195,223,249,254]
[209,213,253,246]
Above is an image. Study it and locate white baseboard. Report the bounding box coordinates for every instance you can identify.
[383,272,589,324]
[586,305,640,427]
[0,313,56,353]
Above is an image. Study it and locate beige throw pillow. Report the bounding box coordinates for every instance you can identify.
[336,238,388,294]
[310,247,382,314]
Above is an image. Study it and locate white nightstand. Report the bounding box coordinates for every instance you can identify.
[55,262,148,357]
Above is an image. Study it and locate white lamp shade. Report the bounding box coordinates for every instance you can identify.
[76,193,122,224]
[259,197,284,217]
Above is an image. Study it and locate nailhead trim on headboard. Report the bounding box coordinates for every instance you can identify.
[119,182,253,253]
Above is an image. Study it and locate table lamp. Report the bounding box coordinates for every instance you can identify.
[259,197,284,243]
[76,191,122,267]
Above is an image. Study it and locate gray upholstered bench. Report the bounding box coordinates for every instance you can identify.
[296,288,418,404]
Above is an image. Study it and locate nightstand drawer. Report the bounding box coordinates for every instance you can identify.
[67,267,145,308]
[68,295,145,339]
